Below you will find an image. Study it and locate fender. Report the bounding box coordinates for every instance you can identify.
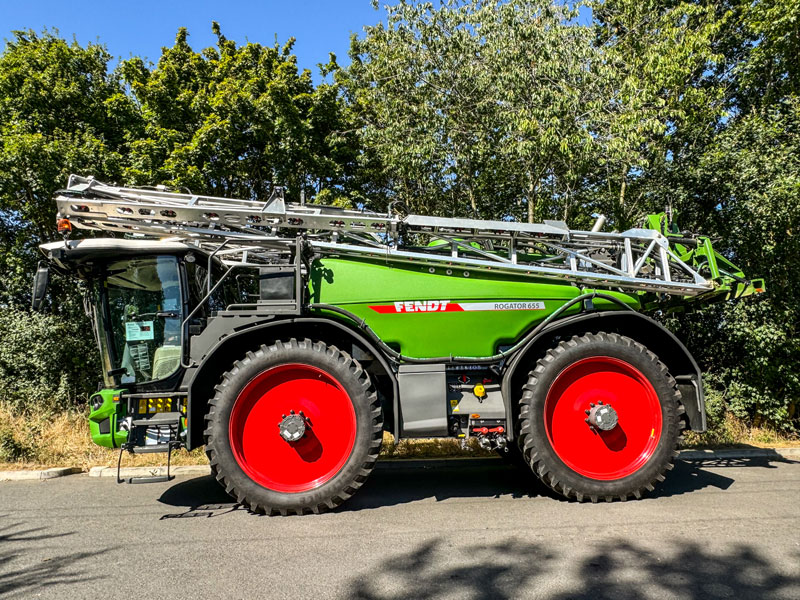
[185,316,399,450]
[501,310,706,439]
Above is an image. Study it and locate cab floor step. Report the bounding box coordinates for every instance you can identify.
[130,444,174,454]
[132,412,182,427]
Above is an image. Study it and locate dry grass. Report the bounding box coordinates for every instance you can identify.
[0,402,797,471]
[380,431,496,459]
[683,412,800,449]
[0,403,206,470]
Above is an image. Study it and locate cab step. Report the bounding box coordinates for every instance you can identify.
[116,440,182,484]
[117,412,184,484]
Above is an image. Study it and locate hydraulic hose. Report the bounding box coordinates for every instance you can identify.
[308,292,635,366]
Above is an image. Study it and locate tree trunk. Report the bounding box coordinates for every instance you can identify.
[618,164,628,226]
[527,177,536,224]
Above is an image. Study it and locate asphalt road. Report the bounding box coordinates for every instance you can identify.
[1,456,799,600]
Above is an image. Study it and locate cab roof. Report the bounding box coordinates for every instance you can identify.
[40,238,193,270]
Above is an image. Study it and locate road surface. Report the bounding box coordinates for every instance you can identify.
[1,456,798,599]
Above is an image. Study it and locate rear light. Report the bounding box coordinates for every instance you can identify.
[56,218,72,234]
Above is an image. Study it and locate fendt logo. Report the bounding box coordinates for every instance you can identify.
[371,300,457,314]
[369,301,546,314]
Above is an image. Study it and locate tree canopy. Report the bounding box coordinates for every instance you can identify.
[0,1,797,432]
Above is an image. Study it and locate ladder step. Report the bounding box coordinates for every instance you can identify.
[126,475,172,484]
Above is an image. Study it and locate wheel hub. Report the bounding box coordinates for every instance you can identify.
[278,410,308,442]
[586,401,619,431]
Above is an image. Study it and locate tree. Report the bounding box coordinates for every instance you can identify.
[0,25,360,411]
[0,30,133,407]
[121,24,358,204]
[0,29,136,304]
[343,0,601,222]
[598,0,800,431]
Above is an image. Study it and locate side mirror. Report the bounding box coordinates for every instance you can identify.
[31,262,50,311]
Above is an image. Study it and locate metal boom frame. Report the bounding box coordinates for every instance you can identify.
[55,175,714,297]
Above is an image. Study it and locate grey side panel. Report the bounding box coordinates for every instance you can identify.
[398,364,448,438]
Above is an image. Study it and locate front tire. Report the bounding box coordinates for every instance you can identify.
[204,339,383,515]
[518,332,683,502]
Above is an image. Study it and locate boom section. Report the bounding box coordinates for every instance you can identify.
[55,175,714,296]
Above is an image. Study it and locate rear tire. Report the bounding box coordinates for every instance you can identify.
[204,338,383,515]
[518,332,683,502]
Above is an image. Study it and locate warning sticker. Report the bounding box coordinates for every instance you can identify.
[369,301,545,313]
[125,321,155,341]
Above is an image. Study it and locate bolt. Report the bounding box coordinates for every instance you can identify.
[585,418,590,423]
[585,409,591,415]
[290,409,295,415]
[281,414,286,419]
[590,402,596,408]
[598,400,604,405]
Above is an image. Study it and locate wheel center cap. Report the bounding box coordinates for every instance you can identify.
[278,412,307,442]
[588,404,619,431]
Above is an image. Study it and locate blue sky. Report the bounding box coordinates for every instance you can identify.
[0,0,383,78]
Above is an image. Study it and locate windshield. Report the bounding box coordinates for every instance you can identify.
[96,256,182,386]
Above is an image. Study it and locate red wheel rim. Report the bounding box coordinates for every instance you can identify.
[544,356,662,480]
[228,363,357,493]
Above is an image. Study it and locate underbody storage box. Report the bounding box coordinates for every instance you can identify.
[398,363,448,437]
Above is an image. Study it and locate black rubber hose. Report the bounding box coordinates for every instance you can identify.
[308,292,635,365]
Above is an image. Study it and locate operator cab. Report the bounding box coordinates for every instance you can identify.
[39,239,197,392]
[37,238,278,393]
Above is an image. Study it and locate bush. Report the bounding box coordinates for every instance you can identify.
[0,307,98,413]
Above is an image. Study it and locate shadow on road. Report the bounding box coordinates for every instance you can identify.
[0,515,107,598]
[346,537,800,600]
[343,459,557,510]
[154,454,793,515]
[157,475,243,519]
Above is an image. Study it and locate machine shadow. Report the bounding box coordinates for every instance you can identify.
[341,459,556,510]
[345,537,800,600]
[650,454,797,498]
[0,515,107,596]
[156,454,784,514]
[157,475,243,518]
